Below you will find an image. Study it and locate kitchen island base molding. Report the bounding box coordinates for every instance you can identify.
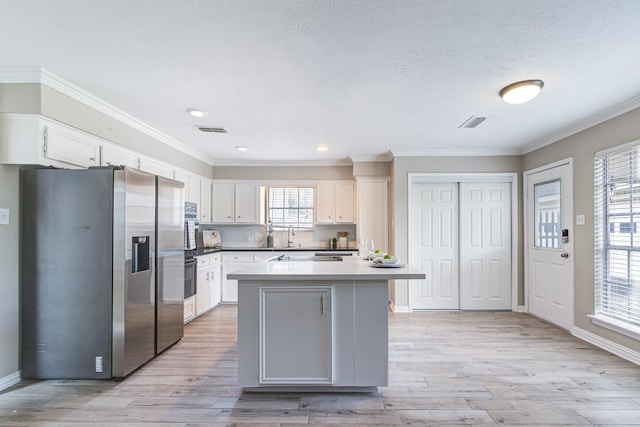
[242,386,379,393]
[238,279,389,390]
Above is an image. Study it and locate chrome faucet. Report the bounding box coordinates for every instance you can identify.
[286,225,295,248]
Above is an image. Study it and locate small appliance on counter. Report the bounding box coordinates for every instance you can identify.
[197,224,222,254]
[201,230,222,251]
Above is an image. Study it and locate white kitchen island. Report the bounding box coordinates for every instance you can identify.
[228,256,425,392]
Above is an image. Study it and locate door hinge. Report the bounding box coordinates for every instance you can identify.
[42,126,48,153]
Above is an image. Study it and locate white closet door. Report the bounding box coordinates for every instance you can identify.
[409,183,459,310]
[459,182,512,310]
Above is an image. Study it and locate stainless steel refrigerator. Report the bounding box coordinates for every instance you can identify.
[21,166,184,379]
[155,175,185,355]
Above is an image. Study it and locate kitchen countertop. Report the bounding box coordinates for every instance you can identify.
[197,247,357,255]
[227,255,425,281]
[221,247,357,252]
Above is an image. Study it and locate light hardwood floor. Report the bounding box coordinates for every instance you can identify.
[2,306,640,426]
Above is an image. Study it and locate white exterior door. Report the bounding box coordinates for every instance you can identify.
[459,182,512,310]
[525,161,574,330]
[410,183,460,309]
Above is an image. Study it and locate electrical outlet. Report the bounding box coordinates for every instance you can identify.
[244,233,251,242]
[576,214,585,226]
[254,232,263,241]
[0,208,9,225]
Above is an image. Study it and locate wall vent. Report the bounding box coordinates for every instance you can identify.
[458,116,486,128]
[196,126,228,133]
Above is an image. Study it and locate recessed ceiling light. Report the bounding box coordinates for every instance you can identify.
[186,108,207,118]
[317,146,328,152]
[235,146,248,152]
[499,80,544,104]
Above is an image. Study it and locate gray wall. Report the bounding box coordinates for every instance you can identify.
[0,164,20,381]
[523,107,640,354]
[352,161,391,177]
[40,86,212,177]
[390,156,523,308]
[0,83,41,113]
[213,165,354,180]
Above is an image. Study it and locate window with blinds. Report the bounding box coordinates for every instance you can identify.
[267,187,314,229]
[594,143,640,328]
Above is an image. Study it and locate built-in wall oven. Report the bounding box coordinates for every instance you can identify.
[184,202,198,299]
[184,253,197,299]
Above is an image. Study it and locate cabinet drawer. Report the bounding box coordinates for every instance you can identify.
[197,256,210,267]
[222,253,253,263]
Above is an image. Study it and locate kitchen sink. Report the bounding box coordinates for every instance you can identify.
[271,255,343,262]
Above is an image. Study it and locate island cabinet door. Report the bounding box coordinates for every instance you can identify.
[259,287,332,385]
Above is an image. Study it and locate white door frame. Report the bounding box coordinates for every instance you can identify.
[523,158,575,329]
[407,173,519,311]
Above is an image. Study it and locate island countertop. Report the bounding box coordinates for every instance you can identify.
[227,256,425,281]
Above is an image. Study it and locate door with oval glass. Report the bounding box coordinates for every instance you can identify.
[525,160,574,330]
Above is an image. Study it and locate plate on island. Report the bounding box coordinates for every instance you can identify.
[370,262,405,268]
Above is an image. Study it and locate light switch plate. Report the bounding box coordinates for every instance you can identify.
[576,214,585,226]
[0,208,9,225]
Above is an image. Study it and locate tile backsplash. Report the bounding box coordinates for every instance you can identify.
[202,223,357,249]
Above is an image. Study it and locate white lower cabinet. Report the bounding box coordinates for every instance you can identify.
[221,253,254,303]
[184,296,196,324]
[259,286,332,384]
[195,253,222,316]
[209,256,221,308]
[196,257,211,316]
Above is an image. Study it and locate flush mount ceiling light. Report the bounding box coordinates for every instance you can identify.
[235,146,248,152]
[186,108,207,118]
[317,146,328,152]
[499,80,544,104]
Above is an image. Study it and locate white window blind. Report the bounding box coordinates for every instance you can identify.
[267,187,314,229]
[595,144,640,327]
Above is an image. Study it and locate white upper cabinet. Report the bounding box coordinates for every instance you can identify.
[212,182,264,224]
[212,182,235,223]
[235,183,263,223]
[315,181,355,224]
[0,115,99,168]
[101,144,139,169]
[200,178,212,223]
[44,123,100,168]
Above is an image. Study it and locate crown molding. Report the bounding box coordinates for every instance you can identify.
[0,67,215,165]
[391,147,521,157]
[0,66,43,83]
[521,94,640,154]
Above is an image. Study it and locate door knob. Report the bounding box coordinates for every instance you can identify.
[560,252,569,258]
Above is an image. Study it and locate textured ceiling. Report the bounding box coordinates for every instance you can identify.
[1,0,640,165]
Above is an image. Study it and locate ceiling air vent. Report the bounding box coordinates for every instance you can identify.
[458,116,486,129]
[196,125,228,133]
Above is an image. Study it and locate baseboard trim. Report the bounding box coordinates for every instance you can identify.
[0,370,21,392]
[393,305,411,313]
[572,326,640,366]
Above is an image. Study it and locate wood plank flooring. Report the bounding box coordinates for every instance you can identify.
[2,306,640,425]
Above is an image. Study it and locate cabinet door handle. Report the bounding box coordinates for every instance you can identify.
[320,294,324,316]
